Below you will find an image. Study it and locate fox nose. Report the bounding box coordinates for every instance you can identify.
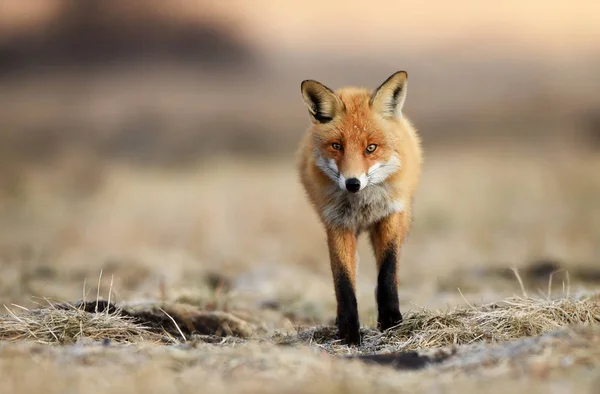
[345,178,361,193]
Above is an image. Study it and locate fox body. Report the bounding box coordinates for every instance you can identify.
[297,71,422,345]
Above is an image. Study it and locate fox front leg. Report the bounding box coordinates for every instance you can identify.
[370,212,410,331]
[327,228,360,345]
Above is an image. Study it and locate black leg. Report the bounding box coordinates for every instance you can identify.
[376,248,402,331]
[334,270,360,345]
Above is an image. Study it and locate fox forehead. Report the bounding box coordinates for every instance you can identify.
[313,88,387,142]
[334,88,376,134]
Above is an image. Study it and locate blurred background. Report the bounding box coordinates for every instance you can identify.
[0,0,599,324]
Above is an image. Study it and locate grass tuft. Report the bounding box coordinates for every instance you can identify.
[0,301,170,345]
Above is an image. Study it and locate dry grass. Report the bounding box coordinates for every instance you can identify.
[1,290,597,357]
[0,293,599,394]
[0,297,264,346]
[280,292,600,355]
[0,301,169,345]
[392,293,600,349]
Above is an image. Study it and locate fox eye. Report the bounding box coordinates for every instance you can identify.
[366,144,378,154]
[331,143,342,151]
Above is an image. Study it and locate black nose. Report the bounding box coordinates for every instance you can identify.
[345,178,361,193]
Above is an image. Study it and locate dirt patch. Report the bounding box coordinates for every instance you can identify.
[350,350,453,370]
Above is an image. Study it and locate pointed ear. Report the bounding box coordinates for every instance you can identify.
[301,80,344,124]
[369,71,408,119]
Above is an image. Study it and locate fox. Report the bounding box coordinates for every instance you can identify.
[296,71,423,345]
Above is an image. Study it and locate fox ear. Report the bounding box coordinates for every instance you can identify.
[369,71,408,119]
[301,80,344,124]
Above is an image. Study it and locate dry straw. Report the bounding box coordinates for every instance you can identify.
[1,294,598,349]
[0,271,173,345]
[0,300,171,345]
[0,269,598,351]
[296,293,600,355]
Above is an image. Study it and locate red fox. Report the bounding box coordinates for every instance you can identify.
[297,71,423,345]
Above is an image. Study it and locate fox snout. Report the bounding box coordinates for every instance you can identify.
[337,173,367,193]
[345,178,361,193]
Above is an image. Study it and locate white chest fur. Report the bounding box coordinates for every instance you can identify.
[321,183,404,230]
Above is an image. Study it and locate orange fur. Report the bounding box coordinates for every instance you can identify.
[296,71,423,345]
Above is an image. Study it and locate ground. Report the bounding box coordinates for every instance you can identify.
[0,146,599,393]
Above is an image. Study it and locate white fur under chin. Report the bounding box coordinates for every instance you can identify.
[321,183,405,229]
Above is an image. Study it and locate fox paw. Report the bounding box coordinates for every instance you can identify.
[377,309,403,332]
[338,315,361,346]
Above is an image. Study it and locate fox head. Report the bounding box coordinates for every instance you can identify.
[301,71,408,193]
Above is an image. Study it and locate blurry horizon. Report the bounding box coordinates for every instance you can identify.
[1,0,599,167]
[4,1,600,54]
[1,0,598,245]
